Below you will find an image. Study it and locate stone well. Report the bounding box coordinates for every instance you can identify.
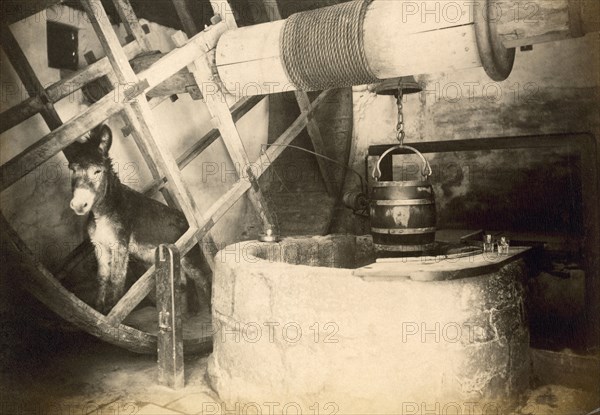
[208,235,530,414]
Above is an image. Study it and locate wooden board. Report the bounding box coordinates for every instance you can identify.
[353,247,531,282]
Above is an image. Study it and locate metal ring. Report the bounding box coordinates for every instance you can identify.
[474,0,516,82]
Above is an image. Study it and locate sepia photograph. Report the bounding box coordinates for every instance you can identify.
[0,0,599,414]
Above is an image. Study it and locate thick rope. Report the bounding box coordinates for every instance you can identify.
[280,0,378,91]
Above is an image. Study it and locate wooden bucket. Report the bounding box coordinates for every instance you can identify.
[370,145,436,255]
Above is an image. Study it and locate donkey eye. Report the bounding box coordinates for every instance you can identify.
[93,169,102,175]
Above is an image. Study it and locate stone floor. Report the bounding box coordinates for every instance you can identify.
[1,330,599,415]
[0,332,219,415]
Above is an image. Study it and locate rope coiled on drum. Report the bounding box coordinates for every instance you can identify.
[280,0,378,91]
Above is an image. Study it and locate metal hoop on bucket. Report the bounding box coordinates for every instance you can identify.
[372,145,433,181]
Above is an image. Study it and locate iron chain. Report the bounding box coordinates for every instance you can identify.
[396,88,405,145]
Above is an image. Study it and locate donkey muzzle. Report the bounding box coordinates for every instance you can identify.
[70,188,94,215]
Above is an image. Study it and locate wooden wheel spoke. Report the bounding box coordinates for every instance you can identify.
[1,0,334,355]
[0,93,123,192]
[0,41,142,136]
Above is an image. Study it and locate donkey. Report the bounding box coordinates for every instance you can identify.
[68,124,210,314]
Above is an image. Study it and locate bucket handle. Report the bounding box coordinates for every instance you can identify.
[372,145,433,181]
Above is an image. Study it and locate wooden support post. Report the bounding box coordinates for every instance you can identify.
[156,244,185,390]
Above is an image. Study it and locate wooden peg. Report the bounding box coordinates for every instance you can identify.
[171,30,189,48]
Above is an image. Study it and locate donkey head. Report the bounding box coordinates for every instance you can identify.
[68,124,113,216]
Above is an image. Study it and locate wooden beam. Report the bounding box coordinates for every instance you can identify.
[0,24,63,131]
[172,0,199,37]
[0,41,141,135]
[192,89,337,243]
[189,54,277,232]
[46,41,142,102]
[110,0,151,49]
[1,0,64,24]
[145,95,266,195]
[0,94,122,191]
[208,0,237,30]
[129,52,199,99]
[368,134,596,155]
[174,7,276,231]
[0,96,45,134]
[495,0,600,49]
[131,28,224,99]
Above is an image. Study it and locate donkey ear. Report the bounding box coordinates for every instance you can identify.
[97,125,113,156]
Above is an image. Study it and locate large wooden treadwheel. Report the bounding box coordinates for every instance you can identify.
[0,0,353,354]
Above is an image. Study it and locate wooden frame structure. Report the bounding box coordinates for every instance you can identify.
[0,0,334,353]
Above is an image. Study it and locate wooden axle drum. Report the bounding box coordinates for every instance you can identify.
[370,145,436,256]
[214,0,599,95]
[215,0,504,95]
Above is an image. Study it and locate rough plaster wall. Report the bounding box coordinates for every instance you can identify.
[352,34,599,151]
[0,5,267,270]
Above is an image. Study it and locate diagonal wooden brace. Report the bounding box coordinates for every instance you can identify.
[182,32,277,232]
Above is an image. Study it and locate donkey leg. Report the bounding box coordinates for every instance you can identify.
[104,243,130,312]
[95,243,112,313]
